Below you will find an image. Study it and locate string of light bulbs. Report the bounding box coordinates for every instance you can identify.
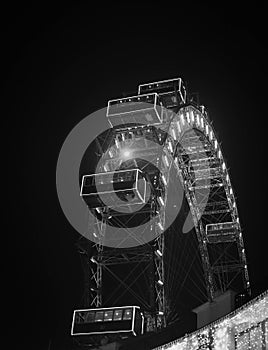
[153,290,268,350]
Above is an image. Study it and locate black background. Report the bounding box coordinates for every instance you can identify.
[5,3,267,349]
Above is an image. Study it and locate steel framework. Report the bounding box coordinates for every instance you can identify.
[77,77,250,333]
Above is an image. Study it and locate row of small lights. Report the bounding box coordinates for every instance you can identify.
[167,106,249,282]
[111,80,181,106]
[109,93,157,107]
[153,291,268,350]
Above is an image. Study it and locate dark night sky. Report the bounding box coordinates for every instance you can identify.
[5,3,267,349]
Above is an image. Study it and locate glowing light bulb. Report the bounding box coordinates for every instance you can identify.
[123,150,130,157]
[158,196,164,206]
[155,249,163,257]
[157,222,164,230]
[196,114,200,126]
[171,128,176,140]
[121,149,132,159]
[176,120,181,132]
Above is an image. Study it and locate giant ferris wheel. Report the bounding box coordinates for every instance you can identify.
[72,77,250,346]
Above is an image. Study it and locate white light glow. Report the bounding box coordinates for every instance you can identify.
[186,111,190,123]
[168,141,173,153]
[190,110,194,122]
[171,128,177,140]
[164,155,169,167]
[156,249,163,257]
[159,196,164,206]
[157,222,164,230]
[120,149,132,159]
[153,292,268,350]
[176,121,181,133]
[123,150,130,157]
